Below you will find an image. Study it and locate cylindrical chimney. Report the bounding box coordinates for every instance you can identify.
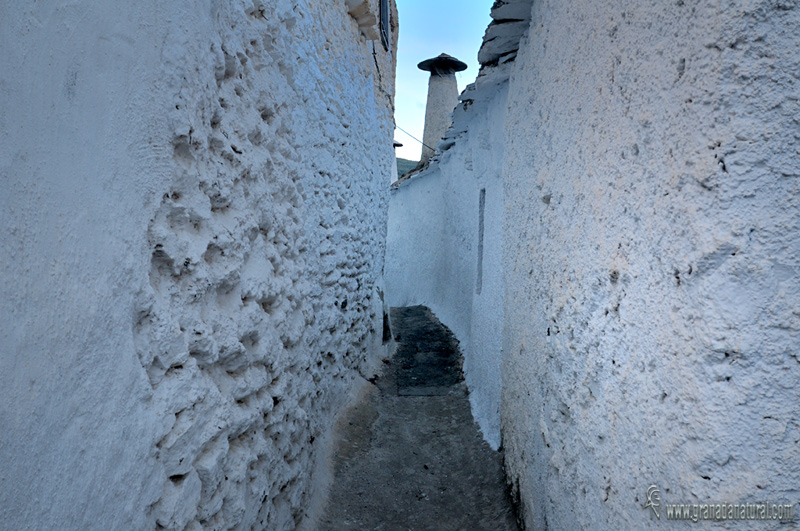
[417,53,467,164]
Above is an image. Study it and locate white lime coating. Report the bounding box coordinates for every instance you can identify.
[0,1,397,529]
[502,1,800,528]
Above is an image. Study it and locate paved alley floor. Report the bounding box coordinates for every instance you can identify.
[318,305,518,531]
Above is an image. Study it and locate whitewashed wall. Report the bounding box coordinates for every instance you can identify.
[501,1,800,529]
[0,1,396,529]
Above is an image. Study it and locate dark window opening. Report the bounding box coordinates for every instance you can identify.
[382,310,392,344]
[477,188,486,295]
[379,0,390,50]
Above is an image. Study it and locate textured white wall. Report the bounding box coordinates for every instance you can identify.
[0,1,396,529]
[502,1,800,529]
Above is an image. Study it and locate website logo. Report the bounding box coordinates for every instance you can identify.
[645,485,662,520]
[642,484,794,523]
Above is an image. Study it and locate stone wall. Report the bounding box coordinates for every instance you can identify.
[0,1,397,529]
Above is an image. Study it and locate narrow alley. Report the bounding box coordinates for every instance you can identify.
[4,2,799,529]
[319,306,518,530]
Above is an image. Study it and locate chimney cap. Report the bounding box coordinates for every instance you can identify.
[417,53,467,73]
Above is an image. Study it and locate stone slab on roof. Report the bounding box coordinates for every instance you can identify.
[478,20,531,64]
[478,1,533,65]
[490,0,534,21]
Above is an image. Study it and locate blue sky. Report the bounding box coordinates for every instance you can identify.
[393,0,494,161]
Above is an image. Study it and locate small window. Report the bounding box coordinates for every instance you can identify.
[379,0,390,50]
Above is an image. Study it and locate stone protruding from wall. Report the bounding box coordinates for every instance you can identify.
[345,0,379,40]
[418,54,467,164]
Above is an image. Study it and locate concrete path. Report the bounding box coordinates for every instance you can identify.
[318,305,518,531]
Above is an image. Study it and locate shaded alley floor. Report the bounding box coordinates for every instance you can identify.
[318,306,518,531]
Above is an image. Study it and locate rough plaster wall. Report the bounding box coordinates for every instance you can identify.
[385,84,508,449]
[1,1,396,530]
[501,1,800,529]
